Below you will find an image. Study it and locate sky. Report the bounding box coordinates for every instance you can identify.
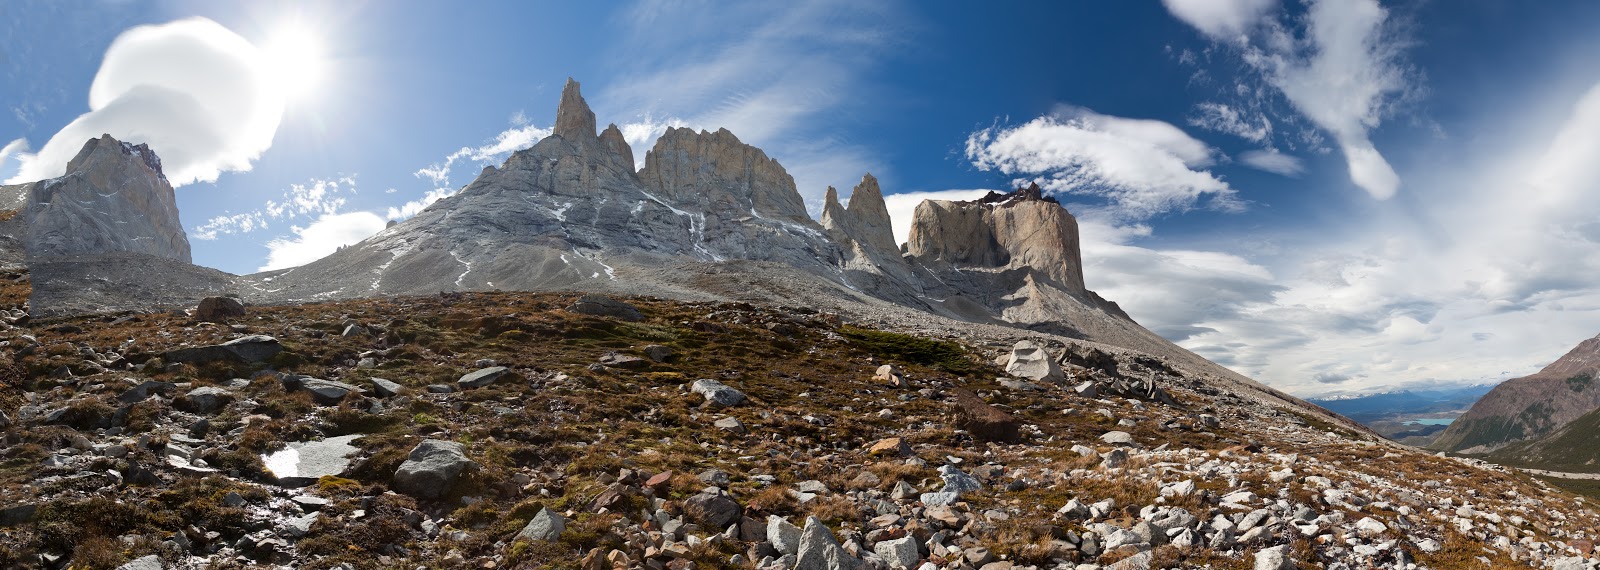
[4,0,1600,397]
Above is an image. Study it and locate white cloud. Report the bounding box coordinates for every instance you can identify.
[0,138,29,176]
[1169,0,1417,200]
[964,108,1239,222]
[1189,102,1273,143]
[386,187,456,221]
[5,18,284,186]
[1162,0,1278,41]
[260,211,387,271]
[1239,149,1305,176]
[1097,80,1600,396]
[191,176,357,239]
[882,189,993,247]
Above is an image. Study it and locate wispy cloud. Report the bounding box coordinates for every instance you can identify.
[1167,0,1420,200]
[964,106,1240,223]
[1239,148,1305,176]
[192,175,357,240]
[1098,80,1600,396]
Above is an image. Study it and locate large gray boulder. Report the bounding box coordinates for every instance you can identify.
[393,440,477,499]
[793,516,861,570]
[1004,340,1063,383]
[165,335,283,364]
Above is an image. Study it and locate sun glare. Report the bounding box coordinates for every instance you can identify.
[261,26,327,103]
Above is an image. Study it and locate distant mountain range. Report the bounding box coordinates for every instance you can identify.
[1307,384,1496,423]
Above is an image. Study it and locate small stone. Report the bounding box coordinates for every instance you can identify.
[1100,431,1135,445]
[714,417,746,433]
[516,507,565,542]
[868,437,912,457]
[598,352,650,369]
[874,535,919,568]
[691,379,745,407]
[458,366,512,389]
[644,344,674,362]
[1254,544,1295,570]
[370,378,403,397]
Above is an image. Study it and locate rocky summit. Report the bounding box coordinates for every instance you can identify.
[0,77,1596,570]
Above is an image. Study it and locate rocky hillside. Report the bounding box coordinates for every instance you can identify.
[1489,404,1600,473]
[0,283,1597,569]
[1432,334,1600,453]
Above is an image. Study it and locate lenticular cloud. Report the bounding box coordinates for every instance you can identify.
[5,17,283,187]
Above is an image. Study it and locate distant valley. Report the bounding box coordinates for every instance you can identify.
[1308,384,1496,446]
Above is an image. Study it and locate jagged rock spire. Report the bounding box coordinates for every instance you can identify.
[554,77,597,141]
[821,174,897,254]
[599,123,634,168]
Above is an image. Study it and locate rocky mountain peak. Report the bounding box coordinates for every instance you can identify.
[67,134,165,179]
[553,77,597,141]
[598,123,634,169]
[821,173,897,254]
[21,134,190,264]
[907,183,1085,294]
[638,126,814,226]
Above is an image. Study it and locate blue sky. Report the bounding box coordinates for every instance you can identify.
[5,0,1600,397]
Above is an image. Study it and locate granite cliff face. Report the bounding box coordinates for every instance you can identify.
[907,184,1085,294]
[1432,333,1600,453]
[18,134,191,263]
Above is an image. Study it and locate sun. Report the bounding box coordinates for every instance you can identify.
[260,26,328,103]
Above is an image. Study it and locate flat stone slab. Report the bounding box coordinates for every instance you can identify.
[263,434,364,487]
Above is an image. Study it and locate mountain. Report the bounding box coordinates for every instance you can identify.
[1489,404,1600,472]
[0,134,233,317]
[246,80,1142,347]
[1431,333,1600,453]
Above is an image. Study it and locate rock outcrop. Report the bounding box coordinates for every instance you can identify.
[553,77,597,141]
[19,134,191,263]
[1433,333,1600,453]
[907,183,1084,294]
[820,174,897,255]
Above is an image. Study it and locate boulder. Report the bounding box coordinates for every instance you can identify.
[458,366,513,389]
[294,378,364,405]
[516,507,565,542]
[598,352,650,369]
[793,516,861,570]
[951,389,1020,443]
[567,294,643,321]
[194,296,245,321]
[393,440,477,499]
[768,515,803,555]
[175,386,232,414]
[1100,431,1135,446]
[643,344,674,362]
[117,380,177,404]
[370,377,404,397]
[873,364,907,387]
[1254,544,1295,570]
[874,535,920,569]
[685,490,741,529]
[691,379,745,407]
[164,335,283,364]
[1004,340,1063,383]
[867,437,912,457]
[115,555,166,570]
